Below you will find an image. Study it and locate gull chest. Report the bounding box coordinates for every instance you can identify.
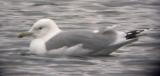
[30,39,47,55]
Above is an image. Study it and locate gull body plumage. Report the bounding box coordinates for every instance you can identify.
[18,18,143,56]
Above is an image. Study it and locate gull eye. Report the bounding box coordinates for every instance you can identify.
[38,27,43,30]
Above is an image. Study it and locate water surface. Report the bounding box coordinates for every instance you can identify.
[0,0,160,76]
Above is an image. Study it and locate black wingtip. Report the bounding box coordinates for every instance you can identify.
[125,29,144,39]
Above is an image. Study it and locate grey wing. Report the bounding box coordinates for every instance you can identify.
[97,28,118,43]
[45,30,117,51]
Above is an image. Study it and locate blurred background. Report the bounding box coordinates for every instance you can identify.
[0,0,160,76]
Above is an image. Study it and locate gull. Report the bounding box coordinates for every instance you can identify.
[18,18,144,56]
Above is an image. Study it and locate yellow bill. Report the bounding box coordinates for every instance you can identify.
[18,32,33,38]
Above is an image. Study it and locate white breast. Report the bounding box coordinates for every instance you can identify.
[30,39,47,55]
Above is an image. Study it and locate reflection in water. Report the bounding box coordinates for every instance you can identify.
[0,0,160,76]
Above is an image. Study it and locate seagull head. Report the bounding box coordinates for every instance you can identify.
[18,18,61,39]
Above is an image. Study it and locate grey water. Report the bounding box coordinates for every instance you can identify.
[0,0,160,76]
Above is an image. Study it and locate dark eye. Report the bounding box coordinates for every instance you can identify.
[38,27,43,30]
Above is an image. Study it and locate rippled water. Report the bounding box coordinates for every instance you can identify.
[0,0,160,76]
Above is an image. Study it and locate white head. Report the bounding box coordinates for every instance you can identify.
[18,19,61,41]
